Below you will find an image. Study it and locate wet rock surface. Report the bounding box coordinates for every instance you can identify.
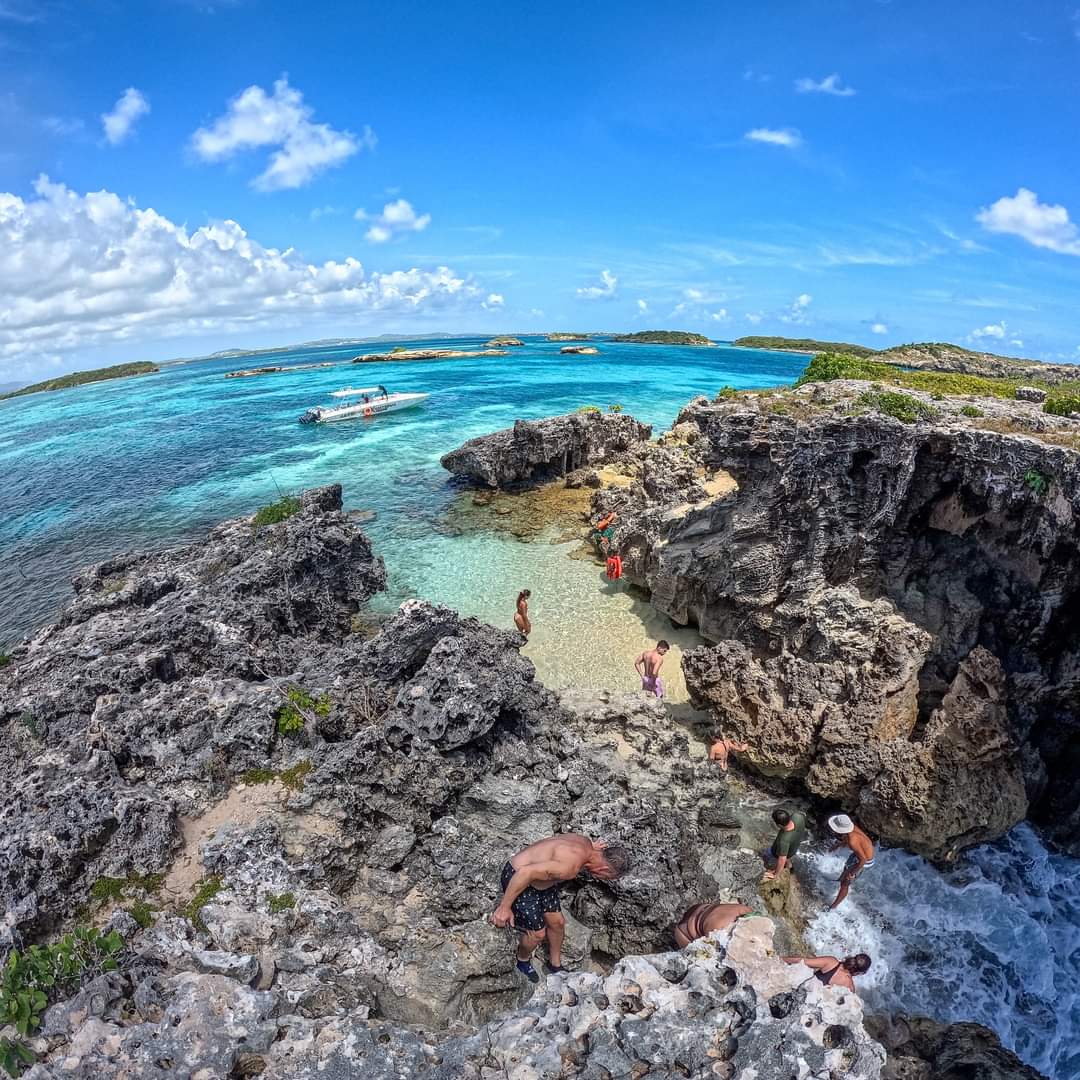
[866,1014,1047,1080]
[589,382,1080,858]
[440,410,652,488]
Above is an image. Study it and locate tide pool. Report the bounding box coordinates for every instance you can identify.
[0,335,802,649]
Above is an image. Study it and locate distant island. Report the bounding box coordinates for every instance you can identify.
[609,330,713,346]
[486,337,525,347]
[547,333,592,342]
[0,361,158,401]
[733,336,876,357]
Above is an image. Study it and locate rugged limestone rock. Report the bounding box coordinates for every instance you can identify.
[878,342,1080,387]
[485,336,525,347]
[2,492,804,1075]
[560,344,599,354]
[866,1014,1048,1080]
[21,918,886,1079]
[440,411,652,488]
[593,382,1080,857]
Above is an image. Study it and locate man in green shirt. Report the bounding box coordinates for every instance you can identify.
[764,807,807,880]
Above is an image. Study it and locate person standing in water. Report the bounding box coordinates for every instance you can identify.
[492,834,631,983]
[827,813,876,908]
[708,736,751,772]
[635,640,670,698]
[514,589,532,637]
[782,953,872,991]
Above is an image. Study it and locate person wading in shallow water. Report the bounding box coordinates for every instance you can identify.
[827,813,876,908]
[782,952,872,991]
[707,736,751,772]
[635,640,669,698]
[492,834,631,983]
[673,901,754,947]
[514,589,532,637]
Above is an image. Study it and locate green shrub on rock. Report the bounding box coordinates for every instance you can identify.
[576,405,601,415]
[276,687,330,736]
[857,391,939,424]
[1044,392,1080,417]
[252,495,302,527]
[960,405,984,417]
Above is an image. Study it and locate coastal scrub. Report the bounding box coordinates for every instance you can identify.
[253,495,302,527]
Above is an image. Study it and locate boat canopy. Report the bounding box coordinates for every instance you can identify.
[330,385,388,399]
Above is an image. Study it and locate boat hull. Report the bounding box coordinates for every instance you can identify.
[299,392,429,424]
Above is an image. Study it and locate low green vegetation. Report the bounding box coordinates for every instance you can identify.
[856,390,940,424]
[606,403,623,413]
[610,330,712,345]
[1043,392,1080,417]
[735,336,877,357]
[576,405,602,415]
[183,876,224,930]
[1024,470,1051,497]
[267,892,296,915]
[0,652,11,670]
[252,494,302,527]
[960,405,984,417]
[0,362,158,402]
[0,927,124,1076]
[715,385,738,401]
[798,351,1080,422]
[240,759,313,792]
[89,872,163,905]
[127,899,157,929]
[276,686,330,736]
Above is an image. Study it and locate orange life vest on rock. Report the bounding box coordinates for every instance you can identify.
[606,555,622,580]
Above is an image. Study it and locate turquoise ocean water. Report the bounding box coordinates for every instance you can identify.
[0,335,801,647]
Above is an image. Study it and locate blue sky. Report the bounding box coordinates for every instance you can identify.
[2,0,1080,382]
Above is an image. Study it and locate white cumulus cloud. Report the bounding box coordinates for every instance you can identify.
[102,88,150,145]
[871,322,889,334]
[191,78,373,191]
[976,188,1080,256]
[795,73,856,97]
[482,293,504,309]
[576,269,618,300]
[969,321,1007,341]
[745,127,803,149]
[745,311,764,325]
[0,176,487,380]
[636,299,649,313]
[780,293,812,324]
[356,198,431,244]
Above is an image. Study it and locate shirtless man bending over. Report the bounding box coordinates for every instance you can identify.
[492,834,631,983]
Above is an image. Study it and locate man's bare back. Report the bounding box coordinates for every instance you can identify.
[636,649,665,678]
[510,834,606,890]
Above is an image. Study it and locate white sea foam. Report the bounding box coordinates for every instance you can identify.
[804,825,1080,1079]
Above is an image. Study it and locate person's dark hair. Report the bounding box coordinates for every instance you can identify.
[844,953,872,975]
[657,640,670,651]
[517,589,531,603]
[772,809,791,828]
[601,844,632,877]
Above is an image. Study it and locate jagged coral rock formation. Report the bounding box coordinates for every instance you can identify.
[22,918,887,1079]
[440,411,652,488]
[593,382,1080,858]
[1,487,801,1075]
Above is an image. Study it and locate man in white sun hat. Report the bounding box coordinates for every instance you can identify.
[827,813,875,909]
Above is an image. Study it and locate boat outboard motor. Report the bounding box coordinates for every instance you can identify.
[298,408,322,424]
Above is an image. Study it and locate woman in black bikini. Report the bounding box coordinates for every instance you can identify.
[782,952,871,991]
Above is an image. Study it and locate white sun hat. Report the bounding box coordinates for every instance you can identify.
[828,814,855,834]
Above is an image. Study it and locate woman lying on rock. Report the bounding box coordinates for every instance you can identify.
[672,901,756,947]
[492,834,632,983]
[783,952,872,991]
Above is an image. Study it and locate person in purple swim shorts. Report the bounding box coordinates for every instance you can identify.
[635,640,670,698]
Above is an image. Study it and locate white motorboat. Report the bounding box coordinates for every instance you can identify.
[298,385,429,424]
